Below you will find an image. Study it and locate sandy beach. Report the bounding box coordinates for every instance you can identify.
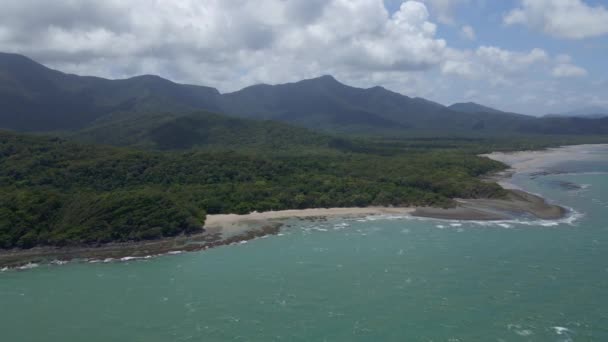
[482,144,607,175]
[205,207,415,234]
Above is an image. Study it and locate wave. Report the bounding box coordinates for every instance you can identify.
[17,263,39,270]
[347,205,584,229]
[551,171,608,177]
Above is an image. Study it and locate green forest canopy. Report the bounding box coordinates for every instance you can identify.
[0,131,507,249]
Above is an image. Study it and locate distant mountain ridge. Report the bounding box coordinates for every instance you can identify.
[1,52,608,139]
[546,106,608,119]
[448,102,504,114]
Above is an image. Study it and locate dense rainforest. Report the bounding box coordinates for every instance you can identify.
[0,131,508,249]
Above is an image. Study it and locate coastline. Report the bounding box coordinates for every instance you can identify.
[412,189,566,221]
[1,207,414,268]
[4,145,597,269]
[204,207,415,232]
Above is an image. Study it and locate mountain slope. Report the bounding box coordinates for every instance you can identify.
[449,102,504,114]
[0,52,221,131]
[72,110,336,151]
[220,76,406,131]
[1,52,608,138]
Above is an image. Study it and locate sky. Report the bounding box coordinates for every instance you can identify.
[0,0,606,115]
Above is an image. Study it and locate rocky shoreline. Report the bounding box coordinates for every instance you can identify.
[412,189,567,221]
[0,223,282,269]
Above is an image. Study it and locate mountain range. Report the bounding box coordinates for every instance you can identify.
[1,51,608,143]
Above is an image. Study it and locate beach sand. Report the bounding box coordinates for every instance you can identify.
[482,144,606,175]
[205,207,415,233]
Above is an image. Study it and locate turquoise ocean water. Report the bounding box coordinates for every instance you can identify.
[1,146,608,341]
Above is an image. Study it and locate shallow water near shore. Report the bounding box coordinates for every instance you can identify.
[2,146,608,341]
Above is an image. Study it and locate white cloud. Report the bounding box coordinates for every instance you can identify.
[419,0,469,24]
[552,63,588,78]
[0,0,450,91]
[551,53,587,78]
[460,25,476,40]
[441,46,549,81]
[475,46,548,73]
[504,0,608,39]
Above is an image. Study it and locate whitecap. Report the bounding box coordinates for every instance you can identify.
[17,263,39,270]
[120,256,140,261]
[552,326,572,335]
[333,223,350,230]
[50,260,68,265]
[514,329,533,336]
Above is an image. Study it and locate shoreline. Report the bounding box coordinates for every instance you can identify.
[4,145,596,269]
[0,208,414,268]
[0,197,564,269]
[412,189,566,221]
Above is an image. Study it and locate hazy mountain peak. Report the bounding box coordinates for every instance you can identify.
[299,74,342,86]
[448,102,503,114]
[315,74,338,82]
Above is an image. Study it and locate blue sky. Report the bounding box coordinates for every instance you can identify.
[382,0,608,114]
[0,0,606,115]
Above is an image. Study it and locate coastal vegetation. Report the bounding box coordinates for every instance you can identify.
[0,130,506,249]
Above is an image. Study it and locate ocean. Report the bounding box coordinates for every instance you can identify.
[2,145,608,341]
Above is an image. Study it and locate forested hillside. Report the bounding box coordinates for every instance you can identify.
[71,111,337,151]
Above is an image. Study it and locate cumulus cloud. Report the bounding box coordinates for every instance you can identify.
[550,53,587,78]
[0,0,448,90]
[552,64,588,78]
[441,46,549,81]
[504,0,608,39]
[419,0,470,24]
